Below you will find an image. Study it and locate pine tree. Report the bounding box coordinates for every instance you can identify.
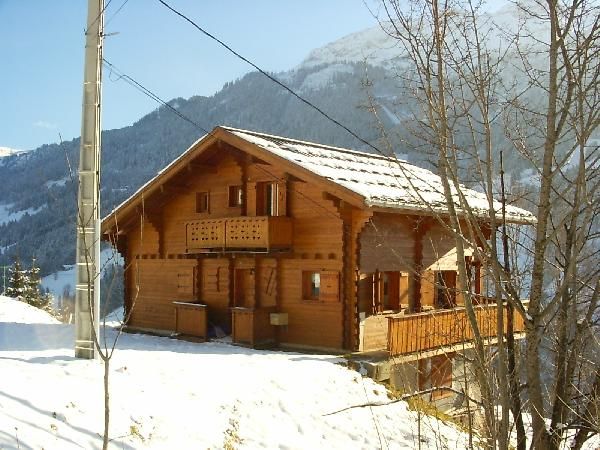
[25,258,51,310]
[6,257,53,311]
[5,258,27,299]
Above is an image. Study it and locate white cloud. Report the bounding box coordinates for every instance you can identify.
[33,120,57,130]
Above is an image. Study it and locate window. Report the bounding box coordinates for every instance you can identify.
[196,191,209,213]
[435,271,456,309]
[257,181,279,216]
[302,271,340,302]
[303,271,320,301]
[228,185,243,207]
[419,353,454,400]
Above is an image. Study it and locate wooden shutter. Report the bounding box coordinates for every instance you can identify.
[277,180,287,216]
[420,271,435,308]
[320,271,340,302]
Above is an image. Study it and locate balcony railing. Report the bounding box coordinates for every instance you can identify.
[387,302,526,356]
[186,216,292,252]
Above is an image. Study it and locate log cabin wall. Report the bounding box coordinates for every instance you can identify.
[162,155,243,256]
[359,214,415,273]
[276,179,345,350]
[358,213,418,314]
[126,219,160,257]
[118,147,348,349]
[127,258,197,331]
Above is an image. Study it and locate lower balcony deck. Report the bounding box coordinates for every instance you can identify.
[360,301,527,356]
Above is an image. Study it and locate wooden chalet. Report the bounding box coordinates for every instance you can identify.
[101,126,534,358]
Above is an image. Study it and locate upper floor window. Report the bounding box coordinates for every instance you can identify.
[435,271,456,309]
[196,191,209,213]
[257,181,280,216]
[228,185,243,207]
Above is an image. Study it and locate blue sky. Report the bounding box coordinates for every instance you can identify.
[0,1,381,150]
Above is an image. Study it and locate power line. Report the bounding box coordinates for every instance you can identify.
[105,0,131,28]
[103,58,210,134]
[155,0,385,157]
[85,0,113,35]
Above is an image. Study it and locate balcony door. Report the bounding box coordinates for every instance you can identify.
[256,181,286,216]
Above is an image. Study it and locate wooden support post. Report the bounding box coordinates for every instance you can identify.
[340,205,372,350]
[275,256,283,345]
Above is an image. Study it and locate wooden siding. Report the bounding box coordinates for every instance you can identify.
[387,303,526,356]
[162,156,243,255]
[127,220,160,257]
[360,314,390,351]
[199,257,230,329]
[128,259,197,331]
[359,214,415,272]
[277,258,344,349]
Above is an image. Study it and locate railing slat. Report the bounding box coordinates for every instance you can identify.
[388,302,527,356]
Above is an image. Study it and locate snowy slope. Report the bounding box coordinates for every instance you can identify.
[41,248,122,302]
[0,147,25,158]
[299,24,403,70]
[0,295,474,449]
[0,202,45,226]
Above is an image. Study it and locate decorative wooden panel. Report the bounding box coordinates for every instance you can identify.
[186,219,225,250]
[227,217,269,247]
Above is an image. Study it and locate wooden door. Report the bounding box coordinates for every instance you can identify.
[234,268,255,308]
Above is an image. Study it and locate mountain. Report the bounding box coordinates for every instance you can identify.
[0,58,402,276]
[0,15,563,278]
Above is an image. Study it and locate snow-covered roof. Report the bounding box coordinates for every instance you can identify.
[103,126,535,227]
[222,127,536,223]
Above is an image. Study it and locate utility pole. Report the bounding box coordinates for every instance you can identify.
[75,0,104,359]
[1,265,8,295]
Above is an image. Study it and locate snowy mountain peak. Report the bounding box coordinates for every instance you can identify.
[298,24,403,70]
[0,147,25,158]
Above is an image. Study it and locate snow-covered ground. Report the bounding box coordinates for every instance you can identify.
[0,295,472,449]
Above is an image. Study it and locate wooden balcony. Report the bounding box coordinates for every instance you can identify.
[186,216,292,252]
[387,302,526,356]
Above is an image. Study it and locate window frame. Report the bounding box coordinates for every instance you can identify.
[418,353,454,400]
[257,181,279,216]
[195,191,210,214]
[302,271,321,301]
[228,185,243,208]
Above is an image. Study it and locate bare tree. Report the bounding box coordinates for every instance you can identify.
[369,0,600,448]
